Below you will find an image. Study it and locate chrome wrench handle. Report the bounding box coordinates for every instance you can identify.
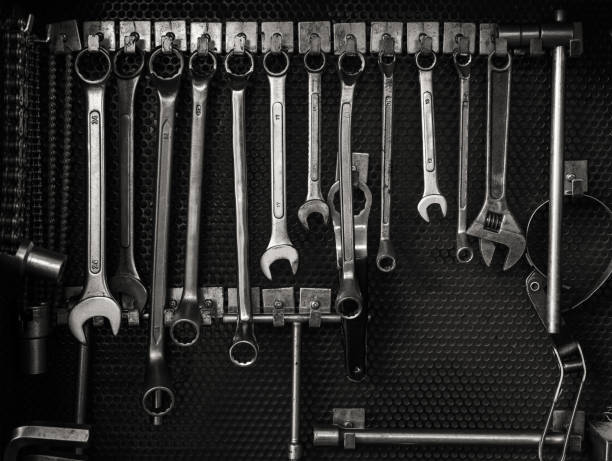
[454,52,474,264]
[142,46,184,422]
[376,52,397,273]
[335,51,365,320]
[226,50,258,367]
[416,51,447,222]
[69,45,121,345]
[169,51,217,347]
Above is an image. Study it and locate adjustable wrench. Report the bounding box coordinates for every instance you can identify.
[260,41,299,280]
[376,35,397,272]
[69,36,121,344]
[297,39,329,230]
[467,52,526,270]
[110,37,148,317]
[142,38,183,421]
[169,46,217,347]
[454,51,474,263]
[415,45,447,222]
[226,43,258,367]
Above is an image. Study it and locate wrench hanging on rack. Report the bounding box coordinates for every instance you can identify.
[225,27,259,367]
[169,31,217,347]
[69,33,121,344]
[142,31,184,423]
[260,25,299,280]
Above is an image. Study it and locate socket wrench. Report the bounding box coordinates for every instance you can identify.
[69,36,121,344]
[169,47,217,347]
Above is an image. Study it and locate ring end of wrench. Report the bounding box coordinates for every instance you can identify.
[68,296,122,343]
[417,195,447,223]
[142,360,175,419]
[260,245,299,280]
[229,323,258,367]
[376,240,397,273]
[456,233,474,264]
[335,278,363,320]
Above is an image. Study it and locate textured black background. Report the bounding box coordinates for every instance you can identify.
[6,1,612,460]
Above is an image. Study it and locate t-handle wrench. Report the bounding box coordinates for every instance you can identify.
[69,35,121,344]
[260,37,299,280]
[110,35,148,317]
[142,38,183,422]
[376,34,397,273]
[169,44,217,347]
[415,40,447,222]
[335,38,365,320]
[297,36,330,230]
[226,42,258,367]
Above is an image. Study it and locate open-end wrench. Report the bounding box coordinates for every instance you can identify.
[297,36,329,230]
[169,42,217,347]
[110,34,148,317]
[260,37,299,280]
[334,37,365,320]
[376,34,397,273]
[454,50,474,263]
[467,51,526,270]
[69,35,121,344]
[415,41,447,222]
[142,36,183,422]
[226,40,258,367]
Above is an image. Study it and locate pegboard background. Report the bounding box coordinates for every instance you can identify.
[5,1,612,460]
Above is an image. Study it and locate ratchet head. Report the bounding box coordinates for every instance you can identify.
[169,298,202,347]
[376,239,397,272]
[335,276,363,320]
[109,273,148,312]
[417,194,448,222]
[229,322,258,367]
[259,244,299,281]
[297,199,330,230]
[68,296,121,344]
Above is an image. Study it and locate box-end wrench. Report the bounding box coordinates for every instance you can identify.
[169,43,217,347]
[467,52,526,270]
[142,37,183,422]
[297,36,330,230]
[415,40,447,223]
[454,50,475,263]
[334,37,365,320]
[110,36,148,317]
[226,40,258,367]
[69,35,121,344]
[260,36,299,281]
[376,34,397,273]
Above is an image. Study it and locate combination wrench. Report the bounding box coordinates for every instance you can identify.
[415,40,447,222]
[454,50,474,263]
[297,36,330,230]
[110,34,148,318]
[467,51,526,270]
[169,41,217,347]
[142,36,183,421]
[376,34,397,273]
[260,36,299,280]
[226,39,259,367]
[69,35,121,344]
[334,37,365,320]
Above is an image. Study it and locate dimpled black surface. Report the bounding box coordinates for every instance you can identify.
[10,1,612,460]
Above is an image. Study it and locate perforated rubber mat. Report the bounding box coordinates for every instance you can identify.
[5,1,612,460]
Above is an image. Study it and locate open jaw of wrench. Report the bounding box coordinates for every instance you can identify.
[416,44,447,223]
[226,44,259,367]
[168,46,217,347]
[142,37,184,422]
[467,52,526,270]
[260,41,299,281]
[297,38,330,230]
[109,35,148,320]
[68,35,121,344]
[376,35,397,272]
[454,51,474,263]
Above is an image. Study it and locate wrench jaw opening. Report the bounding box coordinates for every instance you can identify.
[68,297,121,344]
[417,195,447,223]
[298,200,330,231]
[109,274,148,313]
[260,245,299,281]
[376,240,396,273]
[228,322,258,368]
[142,358,176,421]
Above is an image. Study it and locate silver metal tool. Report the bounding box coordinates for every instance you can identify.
[110,29,148,323]
[169,32,217,347]
[297,22,330,230]
[226,29,259,367]
[69,34,121,344]
[467,45,526,270]
[260,25,299,280]
[142,32,184,423]
[3,424,90,461]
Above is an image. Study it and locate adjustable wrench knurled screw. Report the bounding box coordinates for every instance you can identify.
[69,36,121,344]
